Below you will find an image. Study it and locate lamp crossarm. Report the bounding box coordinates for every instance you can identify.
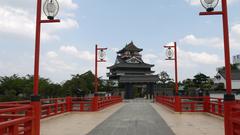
[199,11,223,16]
[40,19,60,23]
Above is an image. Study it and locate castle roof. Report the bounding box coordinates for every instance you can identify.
[117,41,143,54]
[119,75,159,83]
[108,62,154,69]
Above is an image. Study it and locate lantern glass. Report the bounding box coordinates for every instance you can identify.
[200,0,219,12]
[98,50,106,60]
[43,0,59,20]
[166,48,174,59]
[204,0,214,4]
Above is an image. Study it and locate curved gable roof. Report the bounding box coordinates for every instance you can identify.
[117,41,143,53]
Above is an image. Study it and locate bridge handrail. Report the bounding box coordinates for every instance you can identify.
[0,96,123,134]
[0,104,33,135]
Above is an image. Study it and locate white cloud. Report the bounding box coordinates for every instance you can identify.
[140,47,223,81]
[110,47,119,52]
[180,34,223,48]
[185,0,237,6]
[47,51,58,58]
[0,6,78,41]
[0,0,78,11]
[0,5,53,40]
[185,0,200,6]
[60,46,94,61]
[143,53,158,63]
[58,0,78,10]
[179,49,222,65]
[179,24,240,52]
[231,24,240,36]
[50,18,79,30]
[42,51,75,73]
[0,6,34,38]
[229,23,240,52]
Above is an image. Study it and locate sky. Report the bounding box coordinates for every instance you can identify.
[0,0,240,83]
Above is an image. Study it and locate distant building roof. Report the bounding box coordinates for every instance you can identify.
[117,41,143,53]
[119,75,159,83]
[218,69,240,80]
[108,62,154,69]
[233,54,240,64]
[108,54,154,69]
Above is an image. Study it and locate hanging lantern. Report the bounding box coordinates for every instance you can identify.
[166,47,174,60]
[200,0,219,12]
[98,49,106,61]
[43,0,59,20]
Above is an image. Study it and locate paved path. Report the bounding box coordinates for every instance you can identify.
[41,103,124,135]
[87,99,175,135]
[152,103,224,135]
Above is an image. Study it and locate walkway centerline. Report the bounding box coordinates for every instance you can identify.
[87,99,175,135]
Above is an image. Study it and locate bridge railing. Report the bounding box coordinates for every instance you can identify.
[0,105,33,135]
[155,96,225,116]
[97,96,123,110]
[155,96,175,110]
[180,96,205,112]
[41,98,68,119]
[229,103,240,135]
[155,96,240,135]
[71,97,93,112]
[0,96,122,135]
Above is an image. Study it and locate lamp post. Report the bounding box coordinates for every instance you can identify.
[164,42,178,95]
[94,44,107,95]
[32,0,60,134]
[199,0,235,135]
[164,42,180,112]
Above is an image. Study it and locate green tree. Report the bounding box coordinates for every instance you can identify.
[182,79,195,91]
[158,71,172,85]
[62,71,95,96]
[193,73,211,89]
[0,74,62,101]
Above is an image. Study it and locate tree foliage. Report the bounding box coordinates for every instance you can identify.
[0,74,63,101]
[182,73,213,91]
[158,71,173,85]
[62,71,95,96]
[0,71,108,102]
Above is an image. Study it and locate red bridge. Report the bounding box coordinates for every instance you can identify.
[0,96,239,135]
[0,96,122,135]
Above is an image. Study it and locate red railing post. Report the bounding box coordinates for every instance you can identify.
[218,99,222,115]
[92,96,99,111]
[191,102,195,112]
[31,98,41,135]
[224,101,235,135]
[80,101,84,111]
[175,96,181,112]
[0,118,3,135]
[204,96,210,112]
[66,96,72,112]
[54,99,58,114]
[25,108,33,135]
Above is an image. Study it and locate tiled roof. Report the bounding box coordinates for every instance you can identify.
[218,69,240,80]
[119,75,159,83]
[108,63,154,69]
[108,55,154,69]
[117,41,143,53]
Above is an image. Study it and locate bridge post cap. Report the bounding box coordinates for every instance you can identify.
[224,94,235,101]
[31,95,41,101]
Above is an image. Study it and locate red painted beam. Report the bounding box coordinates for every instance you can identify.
[199,11,223,16]
[40,19,61,23]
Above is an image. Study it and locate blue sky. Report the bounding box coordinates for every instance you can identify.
[0,0,240,83]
